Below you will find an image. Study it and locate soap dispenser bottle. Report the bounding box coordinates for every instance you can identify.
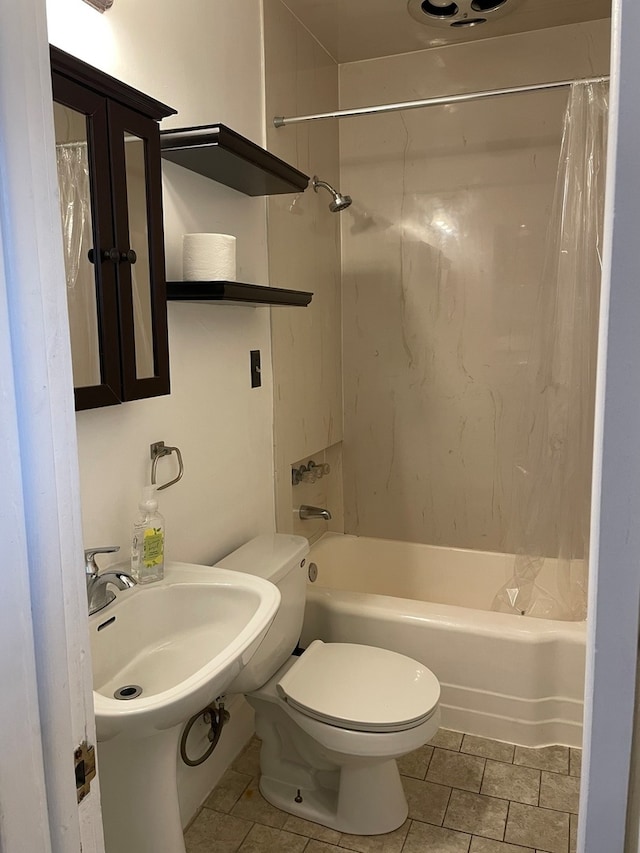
[131,485,165,584]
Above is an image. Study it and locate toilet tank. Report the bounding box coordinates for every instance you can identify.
[215,534,309,694]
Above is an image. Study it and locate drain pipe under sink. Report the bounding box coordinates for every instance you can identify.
[179,698,230,766]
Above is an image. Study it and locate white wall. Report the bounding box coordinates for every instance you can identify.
[46,0,274,573]
[582,2,640,848]
[46,0,274,825]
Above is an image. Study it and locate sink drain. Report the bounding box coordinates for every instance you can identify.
[114,684,142,700]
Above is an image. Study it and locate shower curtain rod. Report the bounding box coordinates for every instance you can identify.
[273,75,609,128]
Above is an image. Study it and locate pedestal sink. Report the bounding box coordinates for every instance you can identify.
[89,561,280,853]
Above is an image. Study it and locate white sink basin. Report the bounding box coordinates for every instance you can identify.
[89,561,280,740]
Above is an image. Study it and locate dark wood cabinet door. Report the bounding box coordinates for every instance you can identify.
[107,101,170,401]
[51,46,175,410]
[52,72,123,409]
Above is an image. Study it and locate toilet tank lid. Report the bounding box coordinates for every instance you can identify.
[214,534,309,585]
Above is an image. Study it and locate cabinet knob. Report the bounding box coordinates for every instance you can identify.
[88,248,120,264]
[121,249,137,265]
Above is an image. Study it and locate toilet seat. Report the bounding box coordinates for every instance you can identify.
[276,640,440,733]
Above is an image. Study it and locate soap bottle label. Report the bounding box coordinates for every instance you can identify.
[143,527,164,567]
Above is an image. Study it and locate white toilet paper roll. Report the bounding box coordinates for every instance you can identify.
[183,233,237,281]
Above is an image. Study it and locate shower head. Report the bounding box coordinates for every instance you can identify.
[312,176,352,212]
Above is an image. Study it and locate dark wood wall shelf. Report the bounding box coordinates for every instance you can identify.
[167,281,313,307]
[160,124,309,196]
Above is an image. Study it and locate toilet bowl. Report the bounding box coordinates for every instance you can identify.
[248,640,440,835]
[216,534,442,835]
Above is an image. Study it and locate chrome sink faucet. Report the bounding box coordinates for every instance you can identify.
[298,505,332,521]
[85,546,136,616]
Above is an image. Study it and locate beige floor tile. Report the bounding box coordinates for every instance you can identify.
[403,777,452,825]
[184,809,252,853]
[569,749,582,778]
[306,842,351,853]
[397,744,434,779]
[338,818,409,852]
[237,823,308,853]
[480,760,540,806]
[204,769,253,813]
[504,802,570,853]
[230,778,289,829]
[193,731,578,853]
[283,814,341,844]
[429,729,464,751]
[513,746,569,775]
[232,737,262,777]
[470,838,530,853]
[539,771,580,814]
[402,820,471,853]
[427,748,486,793]
[462,736,515,764]
[443,790,508,841]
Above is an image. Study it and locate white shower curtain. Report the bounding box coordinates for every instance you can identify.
[56,143,91,290]
[492,81,608,621]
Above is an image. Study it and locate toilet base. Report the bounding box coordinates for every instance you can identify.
[259,757,408,836]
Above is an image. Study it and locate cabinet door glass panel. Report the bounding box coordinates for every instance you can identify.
[124,134,155,380]
[53,102,101,388]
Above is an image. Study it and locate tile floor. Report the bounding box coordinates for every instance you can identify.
[184,729,581,853]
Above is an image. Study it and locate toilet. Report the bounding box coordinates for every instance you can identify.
[216,533,441,836]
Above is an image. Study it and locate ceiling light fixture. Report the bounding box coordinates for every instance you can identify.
[450,17,487,26]
[82,0,114,12]
[408,0,520,29]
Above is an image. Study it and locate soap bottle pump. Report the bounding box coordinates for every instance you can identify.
[131,485,165,584]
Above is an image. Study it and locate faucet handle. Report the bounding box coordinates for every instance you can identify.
[84,546,120,576]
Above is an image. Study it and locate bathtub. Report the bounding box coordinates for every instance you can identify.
[300,533,586,748]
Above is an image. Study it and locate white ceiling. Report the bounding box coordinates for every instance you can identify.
[280,0,611,63]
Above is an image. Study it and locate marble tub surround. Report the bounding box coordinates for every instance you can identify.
[263,0,343,536]
[339,19,610,554]
[291,444,344,542]
[184,730,581,852]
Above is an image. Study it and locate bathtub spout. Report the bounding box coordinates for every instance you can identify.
[299,505,332,521]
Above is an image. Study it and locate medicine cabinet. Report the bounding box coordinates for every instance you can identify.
[51,46,176,410]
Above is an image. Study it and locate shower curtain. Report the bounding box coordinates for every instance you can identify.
[492,81,608,621]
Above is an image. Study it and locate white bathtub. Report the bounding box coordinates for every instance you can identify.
[300,533,586,748]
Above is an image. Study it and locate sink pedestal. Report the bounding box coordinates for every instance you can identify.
[99,726,186,853]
